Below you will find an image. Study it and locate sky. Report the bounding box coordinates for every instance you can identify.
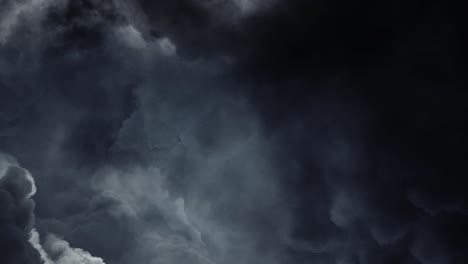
[0,0,467,264]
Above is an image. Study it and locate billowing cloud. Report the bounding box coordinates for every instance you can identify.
[31,230,106,264]
[1,1,467,264]
[0,152,40,264]
[1,152,105,264]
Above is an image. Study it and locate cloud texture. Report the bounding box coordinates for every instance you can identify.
[1,0,467,264]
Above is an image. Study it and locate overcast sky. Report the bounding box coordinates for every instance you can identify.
[1,1,467,264]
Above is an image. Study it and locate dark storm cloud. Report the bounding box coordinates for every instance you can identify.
[130,1,466,263]
[1,2,139,263]
[3,1,293,263]
[1,4,139,258]
[1,0,467,264]
[1,0,138,163]
[0,153,40,264]
[0,152,106,264]
[132,0,464,79]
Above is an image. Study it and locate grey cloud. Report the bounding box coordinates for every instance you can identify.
[1,152,107,264]
[35,231,106,264]
[1,1,467,264]
[0,152,40,264]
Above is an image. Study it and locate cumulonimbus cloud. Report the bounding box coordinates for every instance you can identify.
[1,152,105,264]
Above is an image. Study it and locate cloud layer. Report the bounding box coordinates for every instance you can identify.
[1,1,467,264]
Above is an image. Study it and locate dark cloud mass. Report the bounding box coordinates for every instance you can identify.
[0,153,40,264]
[1,0,467,264]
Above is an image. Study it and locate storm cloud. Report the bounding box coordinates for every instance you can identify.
[1,0,467,264]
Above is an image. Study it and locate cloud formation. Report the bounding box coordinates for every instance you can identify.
[30,230,106,264]
[1,153,106,264]
[1,1,467,264]
[0,153,40,264]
